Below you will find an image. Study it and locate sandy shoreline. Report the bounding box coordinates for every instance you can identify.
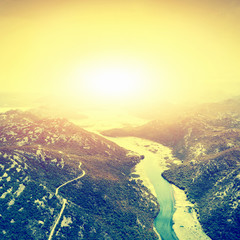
[129,138,211,240]
[172,185,211,240]
[136,166,211,240]
[134,163,161,240]
[134,158,158,197]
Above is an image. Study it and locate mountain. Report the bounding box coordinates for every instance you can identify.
[102,98,240,240]
[0,110,159,240]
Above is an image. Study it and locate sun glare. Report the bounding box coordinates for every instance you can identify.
[85,65,141,98]
[68,59,150,104]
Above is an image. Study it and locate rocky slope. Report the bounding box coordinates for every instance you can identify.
[102,98,240,240]
[0,110,159,240]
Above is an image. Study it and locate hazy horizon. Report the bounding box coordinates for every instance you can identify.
[1,0,240,110]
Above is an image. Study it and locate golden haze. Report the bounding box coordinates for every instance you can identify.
[0,0,240,108]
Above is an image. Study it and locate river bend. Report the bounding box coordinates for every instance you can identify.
[108,136,211,240]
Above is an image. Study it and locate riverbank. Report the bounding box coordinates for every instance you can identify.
[136,156,211,240]
[172,186,211,240]
[107,137,178,239]
[133,152,157,197]
[133,154,161,240]
[108,136,211,240]
[136,145,211,240]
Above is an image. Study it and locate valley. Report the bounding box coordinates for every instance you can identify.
[1,97,240,239]
[105,137,210,240]
[102,98,240,240]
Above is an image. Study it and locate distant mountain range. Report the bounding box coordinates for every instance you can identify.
[0,110,159,239]
[102,97,240,240]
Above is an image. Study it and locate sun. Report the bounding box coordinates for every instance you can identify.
[85,65,141,98]
[67,58,150,105]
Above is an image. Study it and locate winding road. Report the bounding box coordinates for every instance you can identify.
[48,162,85,240]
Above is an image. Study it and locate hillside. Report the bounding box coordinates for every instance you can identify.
[0,110,159,240]
[102,98,240,240]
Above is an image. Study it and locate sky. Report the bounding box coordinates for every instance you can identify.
[0,0,240,108]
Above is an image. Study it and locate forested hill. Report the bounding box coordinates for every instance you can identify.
[0,110,159,240]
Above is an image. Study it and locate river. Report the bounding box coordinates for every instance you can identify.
[73,111,211,240]
[106,136,211,240]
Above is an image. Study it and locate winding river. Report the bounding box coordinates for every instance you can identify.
[75,111,211,240]
[107,136,211,240]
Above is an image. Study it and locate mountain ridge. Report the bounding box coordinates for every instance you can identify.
[0,110,159,239]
